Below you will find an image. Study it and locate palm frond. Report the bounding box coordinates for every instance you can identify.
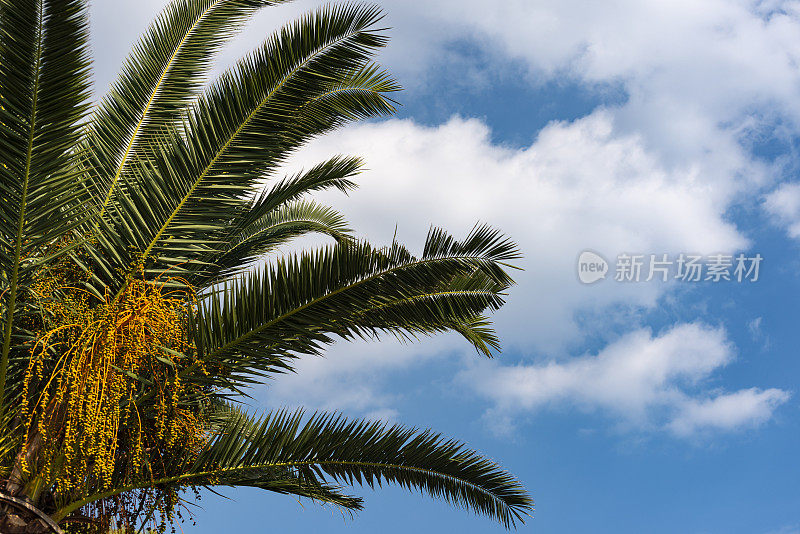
[233,155,363,232]
[194,154,363,282]
[56,407,532,528]
[0,1,531,528]
[209,200,353,279]
[189,225,519,387]
[86,0,288,212]
[87,4,398,291]
[0,0,91,410]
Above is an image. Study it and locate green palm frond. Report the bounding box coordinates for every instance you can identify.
[87,4,398,291]
[233,155,363,232]
[0,407,22,479]
[190,225,519,387]
[0,0,91,411]
[86,0,288,211]
[210,200,353,279]
[195,154,364,282]
[297,60,400,123]
[56,408,532,528]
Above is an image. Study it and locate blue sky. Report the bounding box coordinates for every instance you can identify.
[92,1,800,532]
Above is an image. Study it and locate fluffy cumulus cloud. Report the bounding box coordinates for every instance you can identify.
[250,0,795,433]
[92,0,797,235]
[230,2,800,137]
[224,0,800,228]
[94,1,800,169]
[225,0,800,99]
[461,323,790,437]
[427,0,800,118]
[668,387,790,437]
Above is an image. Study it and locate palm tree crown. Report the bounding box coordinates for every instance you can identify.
[0,0,532,532]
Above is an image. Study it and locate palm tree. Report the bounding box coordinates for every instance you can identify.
[0,0,532,532]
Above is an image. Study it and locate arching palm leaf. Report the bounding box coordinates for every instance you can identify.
[209,200,353,278]
[88,4,398,292]
[190,225,519,388]
[86,0,289,212]
[54,408,532,528]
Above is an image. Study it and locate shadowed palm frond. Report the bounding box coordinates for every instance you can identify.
[234,155,363,231]
[195,154,364,282]
[86,0,290,211]
[208,200,353,279]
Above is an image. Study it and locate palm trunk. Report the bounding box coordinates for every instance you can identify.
[5,432,42,497]
[0,492,62,533]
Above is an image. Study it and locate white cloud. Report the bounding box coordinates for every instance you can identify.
[747,317,772,352]
[222,0,800,103]
[259,335,453,417]
[749,316,764,336]
[668,387,791,437]
[450,0,800,116]
[91,1,792,234]
[225,0,800,236]
[295,112,750,353]
[262,115,782,426]
[460,323,790,437]
[93,1,800,156]
[765,182,800,238]
[111,1,800,137]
